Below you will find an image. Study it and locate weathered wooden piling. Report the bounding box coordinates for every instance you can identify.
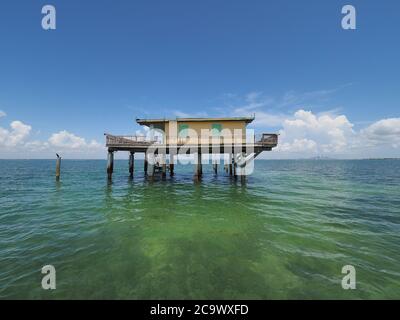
[169,163,174,176]
[213,163,218,174]
[129,152,135,177]
[144,153,148,175]
[55,154,61,181]
[107,150,114,180]
[241,170,246,183]
[195,152,202,178]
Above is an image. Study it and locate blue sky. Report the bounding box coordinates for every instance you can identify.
[0,0,399,158]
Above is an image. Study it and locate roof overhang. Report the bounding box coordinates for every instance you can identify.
[136,116,255,126]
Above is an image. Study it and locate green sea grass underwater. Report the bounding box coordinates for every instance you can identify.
[0,159,399,299]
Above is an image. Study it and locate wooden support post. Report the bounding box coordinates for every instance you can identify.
[55,154,61,181]
[152,163,156,177]
[107,151,114,180]
[229,154,233,176]
[160,153,166,179]
[195,151,202,178]
[129,152,134,178]
[213,162,217,174]
[241,170,246,183]
[199,153,203,175]
[144,152,148,175]
[169,163,174,176]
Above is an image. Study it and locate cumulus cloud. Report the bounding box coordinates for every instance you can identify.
[0,119,103,158]
[276,109,355,154]
[278,138,317,153]
[0,120,32,147]
[0,110,6,118]
[48,130,102,150]
[360,118,400,148]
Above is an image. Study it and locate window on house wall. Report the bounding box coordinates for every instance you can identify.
[178,124,189,137]
[211,123,222,136]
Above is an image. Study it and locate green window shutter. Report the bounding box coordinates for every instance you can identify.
[211,123,222,136]
[178,124,189,137]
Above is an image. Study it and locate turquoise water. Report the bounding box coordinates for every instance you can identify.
[0,159,399,299]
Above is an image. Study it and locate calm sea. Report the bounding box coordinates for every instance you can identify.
[0,159,399,299]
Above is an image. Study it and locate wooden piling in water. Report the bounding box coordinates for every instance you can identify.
[195,151,202,178]
[129,152,134,178]
[144,153,148,175]
[241,170,246,183]
[229,156,233,175]
[56,154,61,181]
[213,163,218,174]
[107,151,114,180]
[170,163,174,176]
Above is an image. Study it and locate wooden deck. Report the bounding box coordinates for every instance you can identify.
[105,133,278,153]
[104,132,278,180]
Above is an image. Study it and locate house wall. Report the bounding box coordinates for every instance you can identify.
[165,120,247,144]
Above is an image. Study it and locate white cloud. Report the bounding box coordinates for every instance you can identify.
[359,118,400,148]
[279,110,354,153]
[269,110,400,158]
[48,130,101,150]
[0,110,6,118]
[278,138,318,153]
[0,120,103,158]
[0,120,32,147]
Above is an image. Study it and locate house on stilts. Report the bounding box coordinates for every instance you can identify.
[104,116,278,180]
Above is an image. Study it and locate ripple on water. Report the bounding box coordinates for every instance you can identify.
[0,159,399,299]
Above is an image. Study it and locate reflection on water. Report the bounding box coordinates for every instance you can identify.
[0,159,399,299]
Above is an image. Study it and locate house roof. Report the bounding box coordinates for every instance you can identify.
[136,116,255,126]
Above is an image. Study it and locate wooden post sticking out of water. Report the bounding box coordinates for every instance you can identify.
[169,163,174,176]
[199,153,203,176]
[229,154,233,176]
[144,153,148,175]
[213,162,217,174]
[162,161,167,179]
[241,169,246,183]
[107,150,114,180]
[56,153,61,181]
[129,152,134,178]
[195,151,202,178]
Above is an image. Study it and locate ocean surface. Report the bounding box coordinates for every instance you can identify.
[0,159,399,299]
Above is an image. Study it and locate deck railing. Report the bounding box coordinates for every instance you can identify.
[255,133,278,146]
[106,133,278,147]
[105,134,161,146]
